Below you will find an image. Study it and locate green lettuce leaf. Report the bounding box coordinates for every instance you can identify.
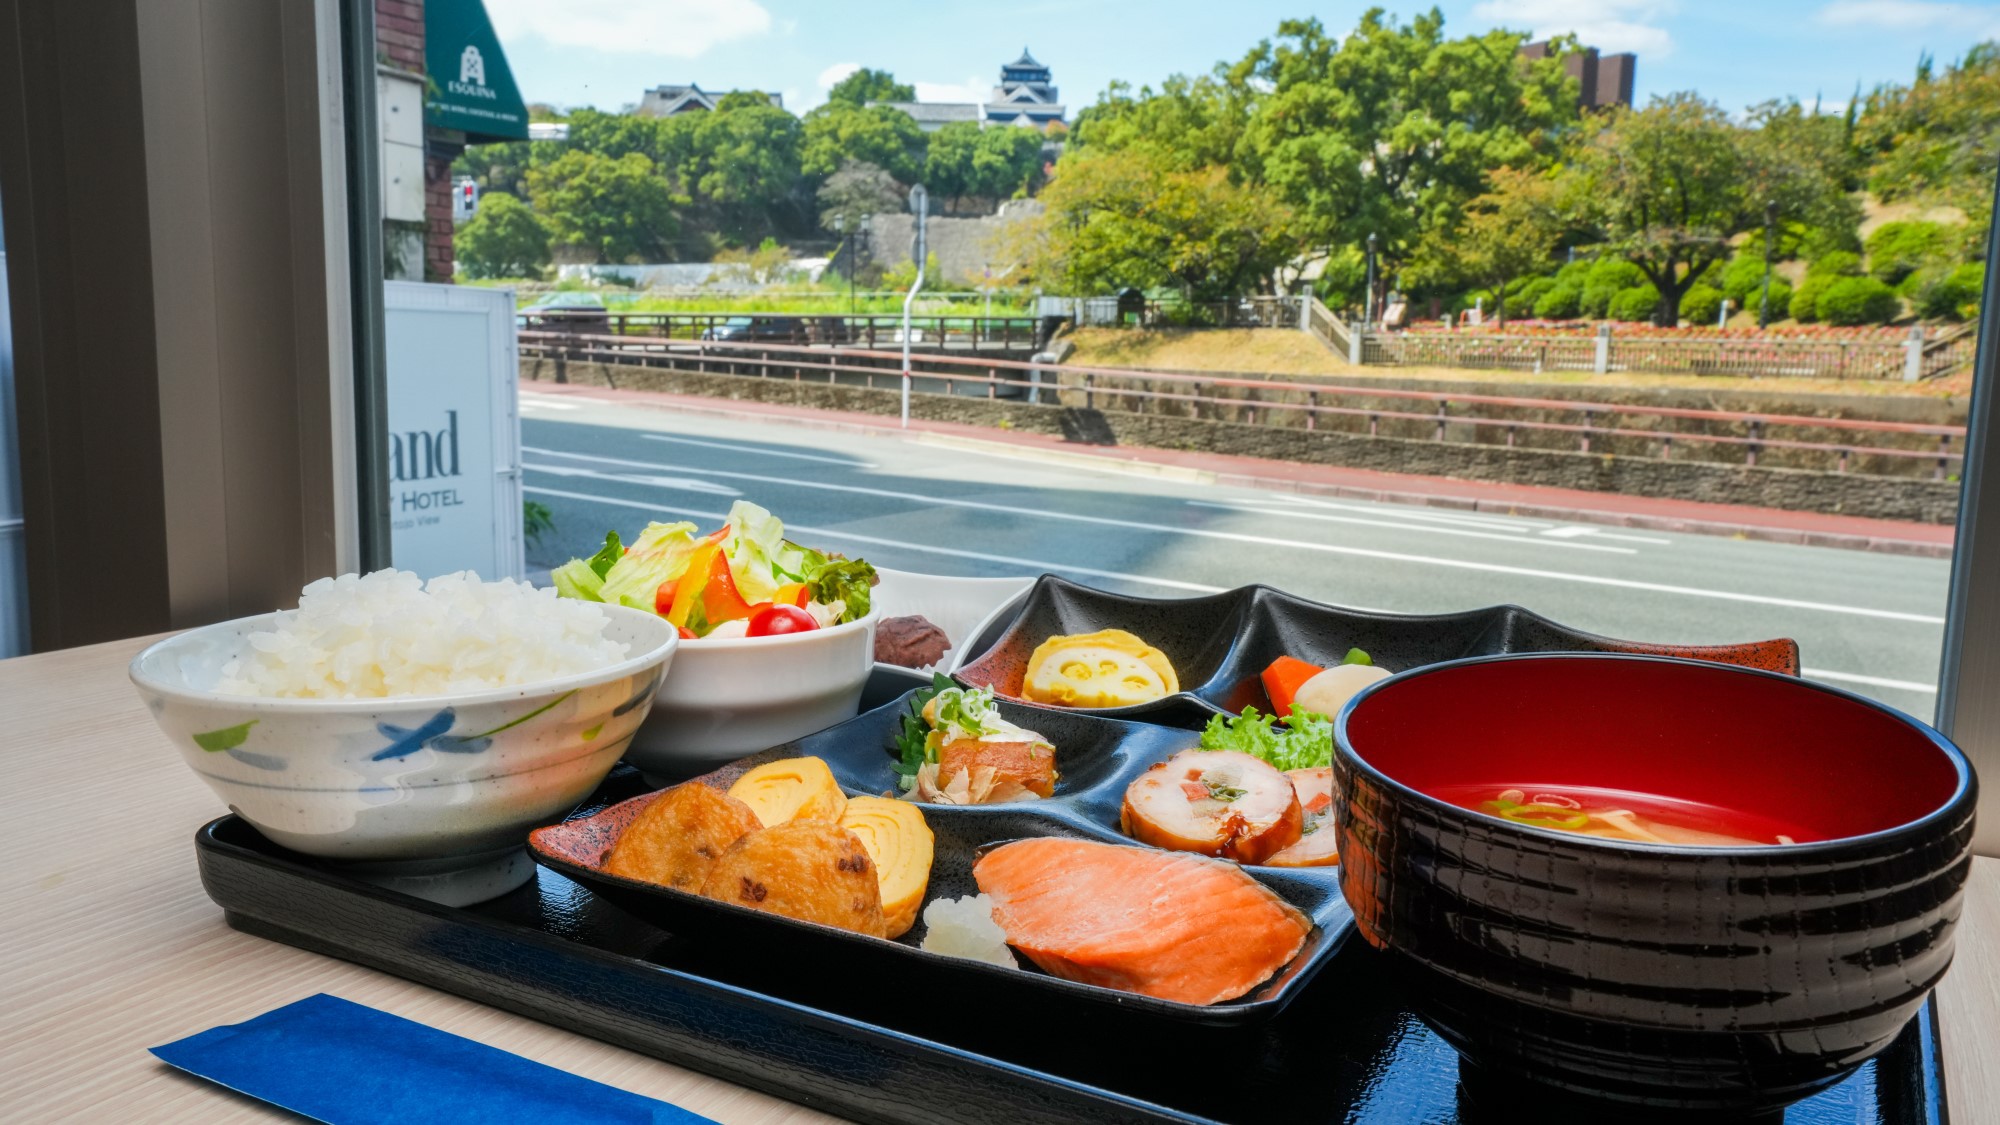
[1198,706,1335,771]
[550,558,605,602]
[597,521,698,611]
[720,500,810,604]
[891,673,957,790]
[805,558,876,623]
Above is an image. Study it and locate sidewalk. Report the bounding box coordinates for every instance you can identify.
[521,382,1958,559]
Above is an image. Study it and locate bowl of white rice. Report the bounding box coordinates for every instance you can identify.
[131,570,678,904]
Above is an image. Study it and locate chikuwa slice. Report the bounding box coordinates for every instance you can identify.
[1122,749,1303,865]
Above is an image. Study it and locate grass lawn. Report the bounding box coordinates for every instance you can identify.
[1061,327,1971,400]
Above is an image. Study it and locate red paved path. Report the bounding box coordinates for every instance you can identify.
[522,381,1956,558]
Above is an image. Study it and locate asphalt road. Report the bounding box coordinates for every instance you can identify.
[519,390,1954,720]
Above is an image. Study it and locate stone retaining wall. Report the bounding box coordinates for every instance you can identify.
[523,356,1960,524]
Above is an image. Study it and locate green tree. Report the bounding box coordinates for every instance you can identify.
[1408,168,1563,325]
[817,159,905,233]
[688,101,804,240]
[1235,10,1578,291]
[1018,148,1295,303]
[1565,94,1772,326]
[1858,43,2000,218]
[824,68,915,108]
[1067,74,1251,171]
[801,104,927,183]
[453,192,550,279]
[925,122,1045,206]
[526,150,682,263]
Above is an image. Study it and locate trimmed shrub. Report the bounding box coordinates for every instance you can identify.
[1608,283,1661,323]
[1585,258,1648,291]
[1865,220,1951,285]
[1680,284,1726,326]
[1555,259,1592,286]
[1790,272,1834,322]
[1806,250,1863,279]
[1534,281,1584,319]
[1513,276,1557,311]
[1915,263,1985,320]
[1757,277,1794,321]
[1816,276,1901,326]
[1721,255,1771,304]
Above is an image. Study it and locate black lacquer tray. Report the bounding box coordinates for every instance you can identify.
[529,689,1352,1025]
[955,576,1803,727]
[194,665,1950,1125]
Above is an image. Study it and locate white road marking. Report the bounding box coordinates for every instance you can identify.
[522,447,1942,624]
[523,486,1226,594]
[1802,668,1939,694]
[1185,500,1637,555]
[1259,493,1557,531]
[530,464,741,495]
[519,397,581,411]
[1539,525,1674,545]
[641,432,873,467]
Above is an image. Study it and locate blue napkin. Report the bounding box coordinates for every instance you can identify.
[150,993,716,1124]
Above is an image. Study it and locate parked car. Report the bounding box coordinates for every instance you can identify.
[701,315,805,343]
[518,292,611,334]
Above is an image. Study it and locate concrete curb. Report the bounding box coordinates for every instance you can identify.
[522,385,1956,560]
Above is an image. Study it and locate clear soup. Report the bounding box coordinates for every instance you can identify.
[1428,784,1817,846]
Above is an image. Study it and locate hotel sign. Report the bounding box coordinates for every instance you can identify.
[424,0,529,142]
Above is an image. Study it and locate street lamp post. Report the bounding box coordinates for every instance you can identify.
[901,184,929,429]
[1760,199,1778,329]
[1364,233,1379,328]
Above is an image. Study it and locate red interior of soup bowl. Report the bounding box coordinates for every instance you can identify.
[1341,654,1963,843]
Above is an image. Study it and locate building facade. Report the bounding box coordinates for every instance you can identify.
[874,49,1066,133]
[636,85,783,117]
[1521,40,1636,110]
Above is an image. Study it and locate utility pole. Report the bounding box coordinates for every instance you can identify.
[1364,233,1379,328]
[1760,199,1778,329]
[901,184,928,429]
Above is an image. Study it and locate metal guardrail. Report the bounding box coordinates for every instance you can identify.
[519,331,1968,477]
[518,310,1049,352]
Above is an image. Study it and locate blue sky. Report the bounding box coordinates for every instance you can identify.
[482,0,2000,118]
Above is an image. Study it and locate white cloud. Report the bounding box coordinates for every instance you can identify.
[1472,0,1677,56]
[817,62,862,89]
[1817,0,2000,34]
[484,0,772,58]
[912,76,989,104]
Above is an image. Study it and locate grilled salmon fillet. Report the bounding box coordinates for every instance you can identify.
[972,837,1312,1005]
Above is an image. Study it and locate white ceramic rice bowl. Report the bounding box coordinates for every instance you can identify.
[130,604,678,866]
[627,607,878,779]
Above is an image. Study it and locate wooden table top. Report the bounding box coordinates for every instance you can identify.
[3,634,1996,1122]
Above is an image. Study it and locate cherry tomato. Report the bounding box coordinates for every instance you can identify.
[746,603,818,637]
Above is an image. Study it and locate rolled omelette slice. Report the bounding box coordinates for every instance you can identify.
[1020,629,1180,708]
[973,837,1311,1005]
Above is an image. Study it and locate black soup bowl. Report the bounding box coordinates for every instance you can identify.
[1332,653,1976,1111]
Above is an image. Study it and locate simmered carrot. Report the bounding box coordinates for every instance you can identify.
[1261,656,1324,718]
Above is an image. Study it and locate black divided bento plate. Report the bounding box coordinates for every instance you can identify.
[527,689,1352,1026]
[955,576,1803,727]
[193,782,1950,1123]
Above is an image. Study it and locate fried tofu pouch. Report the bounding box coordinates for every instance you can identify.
[699,821,889,938]
[604,782,762,891]
[837,796,934,938]
[726,756,848,827]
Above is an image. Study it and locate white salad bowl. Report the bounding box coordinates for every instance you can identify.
[130,604,678,905]
[627,606,879,780]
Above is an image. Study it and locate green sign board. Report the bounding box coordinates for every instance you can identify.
[424,0,529,142]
